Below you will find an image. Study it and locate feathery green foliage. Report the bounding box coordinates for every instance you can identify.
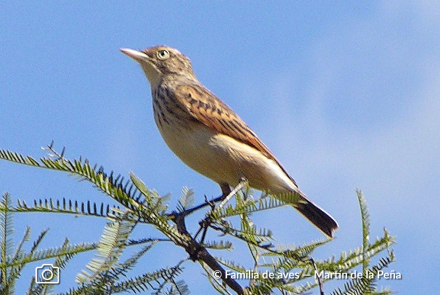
[0,145,396,294]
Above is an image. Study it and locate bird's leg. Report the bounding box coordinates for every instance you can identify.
[169,187,228,221]
[220,183,232,199]
[171,184,229,241]
[217,178,247,209]
[195,179,248,243]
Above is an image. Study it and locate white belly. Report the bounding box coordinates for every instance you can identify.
[158,122,297,193]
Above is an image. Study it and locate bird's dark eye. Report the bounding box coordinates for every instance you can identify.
[157,49,170,60]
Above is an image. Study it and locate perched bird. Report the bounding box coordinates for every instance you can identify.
[120,46,338,237]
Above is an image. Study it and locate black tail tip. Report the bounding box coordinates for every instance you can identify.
[296,202,339,238]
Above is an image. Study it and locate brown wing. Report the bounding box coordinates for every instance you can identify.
[173,84,298,186]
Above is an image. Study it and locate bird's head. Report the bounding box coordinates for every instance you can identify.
[120,46,196,87]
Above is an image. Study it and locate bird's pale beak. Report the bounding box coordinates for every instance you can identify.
[120,47,162,86]
[120,48,149,63]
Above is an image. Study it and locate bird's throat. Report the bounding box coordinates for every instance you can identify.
[141,63,162,89]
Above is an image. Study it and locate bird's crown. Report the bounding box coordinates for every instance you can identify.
[142,45,195,77]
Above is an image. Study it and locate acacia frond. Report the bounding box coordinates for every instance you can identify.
[115,241,157,275]
[201,240,233,250]
[76,212,135,284]
[356,189,371,272]
[1,193,16,294]
[1,148,189,246]
[200,261,230,295]
[214,257,248,273]
[103,264,185,294]
[6,198,122,220]
[160,279,190,295]
[177,187,195,212]
[321,229,394,274]
[2,241,96,270]
[330,256,394,295]
[211,218,273,249]
[0,148,147,217]
[211,195,286,219]
[1,193,14,264]
[263,239,330,259]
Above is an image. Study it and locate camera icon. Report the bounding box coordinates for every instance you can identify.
[35,264,60,284]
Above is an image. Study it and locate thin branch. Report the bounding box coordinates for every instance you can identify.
[169,194,224,219]
[311,258,324,295]
[171,208,244,295]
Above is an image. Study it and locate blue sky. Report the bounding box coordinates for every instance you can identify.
[1,1,439,294]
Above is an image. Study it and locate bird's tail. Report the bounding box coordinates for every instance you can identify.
[275,189,338,237]
[293,194,338,238]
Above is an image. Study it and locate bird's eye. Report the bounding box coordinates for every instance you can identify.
[157,49,170,60]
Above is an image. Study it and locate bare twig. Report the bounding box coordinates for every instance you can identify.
[311,258,324,295]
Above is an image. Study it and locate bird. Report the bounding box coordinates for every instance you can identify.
[120,45,338,237]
